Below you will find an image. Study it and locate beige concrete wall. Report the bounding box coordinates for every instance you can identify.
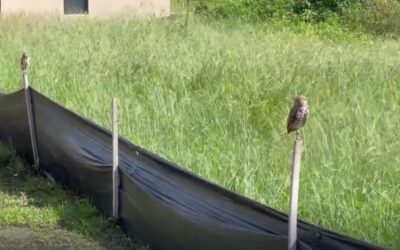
[89,0,170,18]
[1,0,64,15]
[0,0,170,17]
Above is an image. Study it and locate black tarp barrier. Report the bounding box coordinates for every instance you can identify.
[0,87,382,250]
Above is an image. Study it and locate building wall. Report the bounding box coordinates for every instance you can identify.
[0,0,170,17]
[1,0,64,15]
[89,0,170,17]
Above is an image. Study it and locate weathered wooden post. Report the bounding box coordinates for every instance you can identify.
[288,135,303,250]
[22,55,40,171]
[112,98,120,218]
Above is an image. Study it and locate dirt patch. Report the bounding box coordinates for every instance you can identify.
[0,226,34,240]
[0,225,107,249]
[0,226,37,249]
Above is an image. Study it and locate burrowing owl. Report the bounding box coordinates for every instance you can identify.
[21,52,30,72]
[287,95,309,135]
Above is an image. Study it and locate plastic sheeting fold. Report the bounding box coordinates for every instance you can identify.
[0,88,382,250]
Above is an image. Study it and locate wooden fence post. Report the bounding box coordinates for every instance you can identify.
[112,98,120,218]
[288,138,303,250]
[22,71,40,171]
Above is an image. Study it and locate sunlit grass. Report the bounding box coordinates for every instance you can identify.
[0,15,399,248]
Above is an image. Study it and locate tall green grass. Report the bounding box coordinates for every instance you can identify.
[0,16,399,248]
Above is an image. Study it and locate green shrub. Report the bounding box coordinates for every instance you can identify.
[194,0,363,22]
[293,0,360,21]
[10,157,28,176]
[0,144,14,165]
[344,0,400,38]
[194,0,293,22]
[0,144,28,176]
[193,0,400,39]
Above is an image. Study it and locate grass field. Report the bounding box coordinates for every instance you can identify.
[0,144,146,249]
[0,15,399,249]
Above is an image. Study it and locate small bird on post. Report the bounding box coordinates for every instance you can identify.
[287,95,309,139]
[21,52,30,73]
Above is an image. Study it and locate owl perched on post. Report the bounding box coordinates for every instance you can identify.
[287,95,309,135]
[21,52,30,72]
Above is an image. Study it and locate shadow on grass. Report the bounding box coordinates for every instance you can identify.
[0,144,149,250]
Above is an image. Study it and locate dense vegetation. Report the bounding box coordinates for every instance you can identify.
[0,1,399,248]
[186,0,400,38]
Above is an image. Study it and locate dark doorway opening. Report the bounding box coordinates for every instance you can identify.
[64,0,88,15]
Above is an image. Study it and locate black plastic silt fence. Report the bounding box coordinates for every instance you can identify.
[0,87,383,250]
